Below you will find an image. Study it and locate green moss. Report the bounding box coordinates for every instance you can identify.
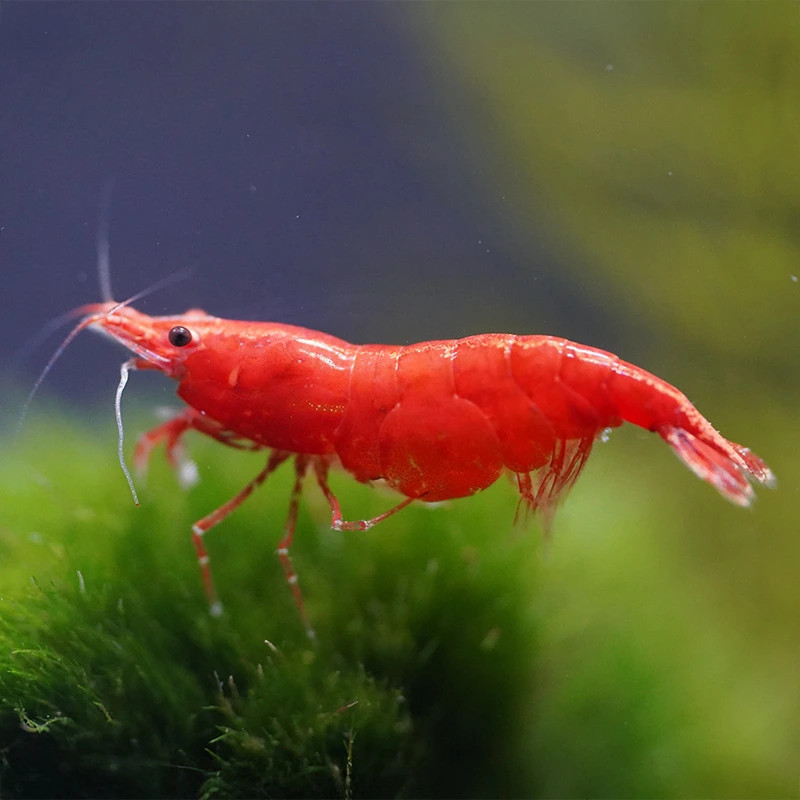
[0,413,540,798]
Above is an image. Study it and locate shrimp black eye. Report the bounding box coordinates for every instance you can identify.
[168,326,193,347]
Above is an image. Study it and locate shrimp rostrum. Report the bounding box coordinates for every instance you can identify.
[42,301,775,630]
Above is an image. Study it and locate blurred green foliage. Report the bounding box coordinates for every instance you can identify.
[419,3,799,380]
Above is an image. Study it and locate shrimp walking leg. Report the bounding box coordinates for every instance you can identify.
[275,456,316,640]
[133,408,197,481]
[134,408,264,481]
[190,450,291,617]
[312,459,416,531]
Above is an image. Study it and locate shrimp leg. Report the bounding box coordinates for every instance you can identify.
[275,456,317,640]
[134,407,268,494]
[134,412,316,632]
[312,459,415,531]
[190,450,291,618]
[133,408,197,484]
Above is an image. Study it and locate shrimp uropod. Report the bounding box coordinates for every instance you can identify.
[37,301,775,637]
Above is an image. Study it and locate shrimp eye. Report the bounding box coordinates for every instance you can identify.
[168,326,193,347]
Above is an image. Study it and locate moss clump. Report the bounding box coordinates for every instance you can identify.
[0,414,539,798]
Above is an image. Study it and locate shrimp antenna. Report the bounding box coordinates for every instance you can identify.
[16,313,101,436]
[17,268,192,436]
[105,267,194,317]
[115,360,140,505]
[8,305,101,372]
[97,178,115,302]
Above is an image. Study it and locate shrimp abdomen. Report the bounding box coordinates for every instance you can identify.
[452,335,557,472]
[511,337,774,507]
[335,345,400,482]
[377,341,504,501]
[336,342,506,500]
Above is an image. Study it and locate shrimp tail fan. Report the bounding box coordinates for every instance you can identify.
[659,425,775,507]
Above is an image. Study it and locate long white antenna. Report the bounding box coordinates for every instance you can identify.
[115,359,140,505]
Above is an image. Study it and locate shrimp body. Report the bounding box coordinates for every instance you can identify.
[80,302,773,626]
[97,307,770,507]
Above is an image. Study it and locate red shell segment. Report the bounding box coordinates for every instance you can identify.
[452,334,556,473]
[606,359,686,431]
[334,345,400,482]
[178,323,354,454]
[376,341,504,501]
[509,336,606,440]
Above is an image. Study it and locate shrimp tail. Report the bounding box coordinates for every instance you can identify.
[658,425,775,507]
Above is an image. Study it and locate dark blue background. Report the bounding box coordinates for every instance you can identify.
[2,2,612,403]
